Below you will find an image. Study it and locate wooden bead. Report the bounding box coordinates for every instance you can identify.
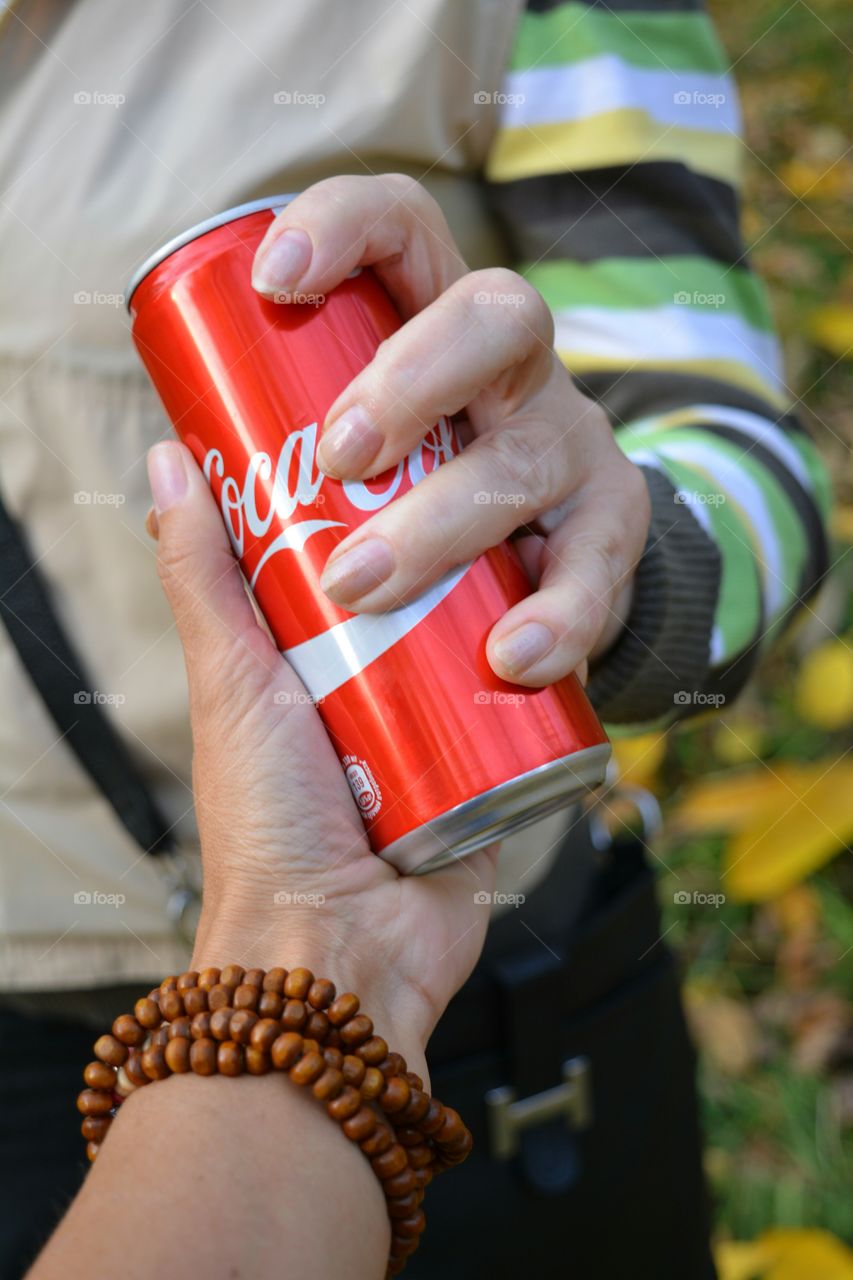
[83,1061,116,1090]
[324,1028,342,1050]
[418,1099,445,1135]
[220,964,244,989]
[146,988,161,1004]
[281,999,307,1031]
[382,1167,417,1198]
[323,1047,344,1071]
[164,1037,191,1074]
[190,1012,212,1040]
[86,1141,100,1163]
[243,967,265,989]
[151,1024,169,1047]
[113,1066,137,1098]
[124,1052,149,1088]
[360,1124,394,1157]
[197,967,221,991]
[141,1045,169,1081]
[210,1008,234,1042]
[342,1106,377,1141]
[182,987,208,1016]
[371,1143,408,1180]
[94,1034,127,1067]
[395,1127,423,1148]
[326,1085,361,1121]
[327,993,359,1027]
[405,1145,433,1170]
[245,1046,270,1076]
[307,978,336,1009]
[218,1041,244,1077]
[168,1016,192,1041]
[399,1088,430,1125]
[262,967,287,993]
[361,1067,385,1100]
[380,1076,411,1115]
[436,1107,465,1146]
[387,1191,420,1219]
[159,975,178,994]
[233,983,259,1011]
[270,1032,303,1071]
[405,1071,424,1092]
[176,970,199,992]
[339,1014,373,1047]
[305,1011,330,1042]
[257,991,283,1019]
[249,1018,280,1054]
[441,1131,473,1163]
[394,1210,426,1239]
[356,1035,388,1065]
[311,1067,344,1101]
[415,1166,433,1189]
[283,967,313,1000]
[77,1089,113,1116]
[379,1053,406,1079]
[208,983,233,1011]
[229,1010,259,1044]
[289,1051,325,1086]
[81,1115,111,1142]
[342,1055,366,1088]
[134,997,161,1029]
[189,1038,218,1076]
[112,1014,145,1047]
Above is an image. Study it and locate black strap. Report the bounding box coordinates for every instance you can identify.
[0,492,174,855]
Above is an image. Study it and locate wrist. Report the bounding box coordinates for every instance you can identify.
[191,901,430,1089]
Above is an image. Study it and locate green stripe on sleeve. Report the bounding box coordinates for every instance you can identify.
[510,2,729,74]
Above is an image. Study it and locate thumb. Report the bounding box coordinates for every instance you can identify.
[147,441,277,696]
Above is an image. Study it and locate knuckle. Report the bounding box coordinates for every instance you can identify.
[379,172,431,211]
[478,427,556,514]
[465,269,554,346]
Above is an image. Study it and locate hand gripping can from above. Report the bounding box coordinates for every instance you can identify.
[127,197,611,874]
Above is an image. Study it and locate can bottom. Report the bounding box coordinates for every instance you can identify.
[378,743,612,875]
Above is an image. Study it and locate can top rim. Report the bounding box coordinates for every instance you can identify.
[125,194,295,311]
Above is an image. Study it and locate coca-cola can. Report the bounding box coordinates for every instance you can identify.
[127,197,610,874]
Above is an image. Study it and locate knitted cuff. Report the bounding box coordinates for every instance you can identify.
[587,467,722,725]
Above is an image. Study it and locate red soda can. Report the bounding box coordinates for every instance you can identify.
[127,198,610,873]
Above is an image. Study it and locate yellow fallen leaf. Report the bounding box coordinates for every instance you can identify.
[670,767,795,834]
[610,731,667,791]
[684,990,762,1075]
[778,160,849,200]
[715,1239,773,1280]
[794,640,853,730]
[807,306,853,359]
[723,758,853,902]
[762,1227,853,1280]
[713,717,766,765]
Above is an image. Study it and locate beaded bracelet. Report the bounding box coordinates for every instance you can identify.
[76,964,472,1276]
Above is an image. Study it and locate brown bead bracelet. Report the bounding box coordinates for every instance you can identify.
[76,965,472,1276]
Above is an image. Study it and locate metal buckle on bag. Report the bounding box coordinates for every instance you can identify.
[588,783,662,853]
[485,1055,592,1160]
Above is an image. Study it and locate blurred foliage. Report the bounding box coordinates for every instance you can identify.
[612,10,853,1262]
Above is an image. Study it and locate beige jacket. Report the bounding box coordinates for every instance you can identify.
[0,0,563,991]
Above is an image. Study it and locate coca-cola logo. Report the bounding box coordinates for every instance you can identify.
[203,418,455,588]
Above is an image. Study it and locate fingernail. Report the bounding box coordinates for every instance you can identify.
[252,228,313,296]
[147,442,188,514]
[492,622,555,676]
[320,538,394,604]
[317,407,383,477]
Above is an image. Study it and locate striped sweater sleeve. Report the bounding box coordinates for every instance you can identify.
[484,0,831,726]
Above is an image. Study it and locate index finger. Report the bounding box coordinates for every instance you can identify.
[251,173,468,317]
